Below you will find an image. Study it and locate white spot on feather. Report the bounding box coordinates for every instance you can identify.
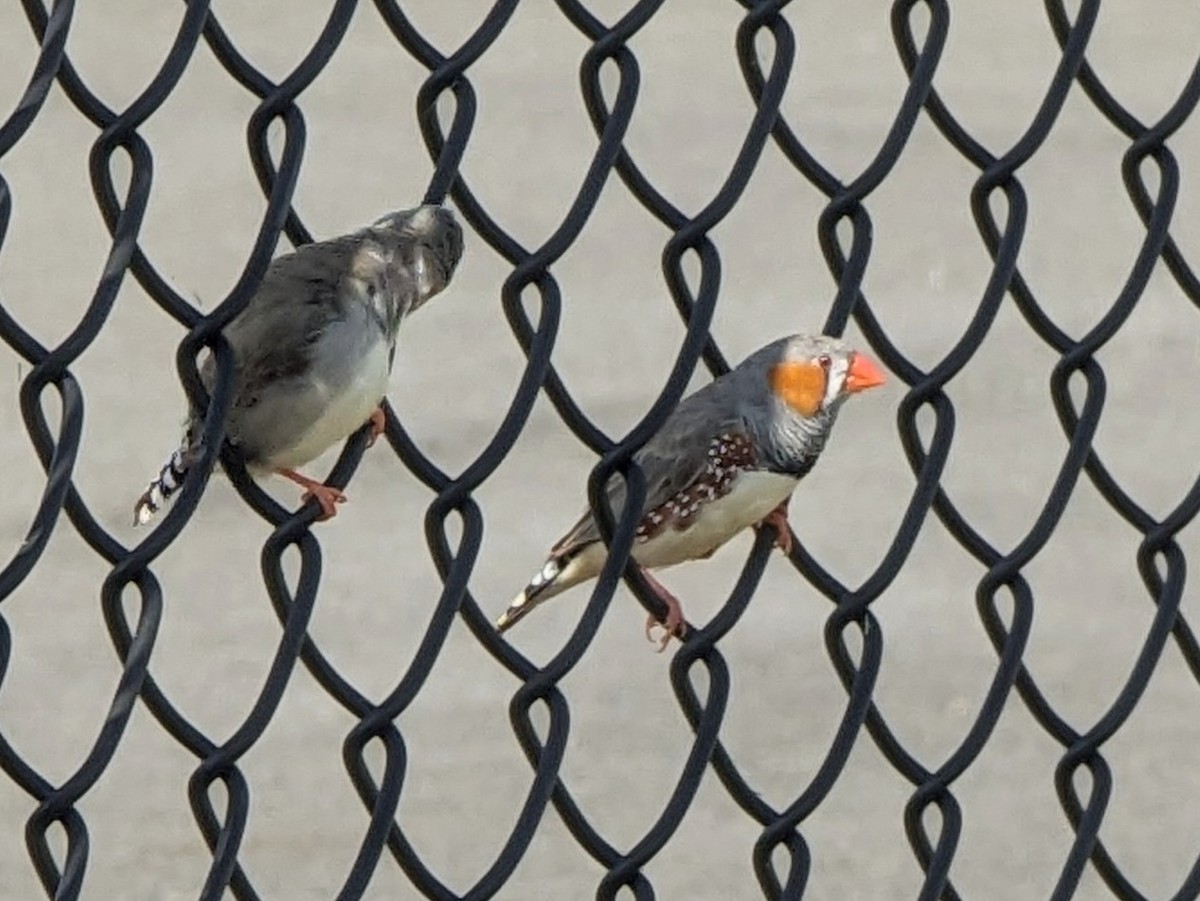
[631,471,798,569]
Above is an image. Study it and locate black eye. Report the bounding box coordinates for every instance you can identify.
[817,354,831,370]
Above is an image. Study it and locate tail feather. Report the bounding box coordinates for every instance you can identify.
[496,558,565,633]
[496,543,605,633]
[133,441,193,526]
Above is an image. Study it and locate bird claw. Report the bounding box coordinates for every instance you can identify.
[278,468,347,521]
[645,614,686,652]
[639,567,687,652]
[366,406,387,448]
[301,484,347,521]
[758,503,794,556]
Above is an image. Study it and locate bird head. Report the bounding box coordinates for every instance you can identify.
[736,333,885,472]
[372,204,465,312]
[766,334,886,419]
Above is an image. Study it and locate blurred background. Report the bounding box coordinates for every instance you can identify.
[2,1,1200,898]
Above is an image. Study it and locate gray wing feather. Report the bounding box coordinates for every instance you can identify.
[212,237,360,390]
[191,236,364,456]
[551,380,744,554]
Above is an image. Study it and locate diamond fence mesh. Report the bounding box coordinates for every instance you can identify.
[2,1,1200,899]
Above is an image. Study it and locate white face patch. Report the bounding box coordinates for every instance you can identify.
[412,253,436,302]
[823,354,849,409]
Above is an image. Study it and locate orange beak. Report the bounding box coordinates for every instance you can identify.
[845,352,886,393]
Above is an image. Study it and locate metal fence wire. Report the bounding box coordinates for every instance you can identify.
[2,0,1200,899]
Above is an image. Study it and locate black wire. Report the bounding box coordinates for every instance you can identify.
[1,1,1198,899]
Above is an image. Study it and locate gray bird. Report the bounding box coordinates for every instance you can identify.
[497,334,886,649]
[134,204,464,525]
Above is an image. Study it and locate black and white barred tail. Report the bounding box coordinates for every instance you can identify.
[495,544,604,633]
[133,441,192,526]
[496,556,566,633]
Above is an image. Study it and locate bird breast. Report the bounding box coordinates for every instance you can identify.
[264,324,392,471]
[630,470,798,569]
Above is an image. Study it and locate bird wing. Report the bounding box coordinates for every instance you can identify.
[212,237,362,398]
[190,236,365,453]
[550,383,743,555]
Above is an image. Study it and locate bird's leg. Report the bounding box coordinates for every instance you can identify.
[757,500,794,556]
[640,567,687,652]
[366,406,387,448]
[277,468,346,521]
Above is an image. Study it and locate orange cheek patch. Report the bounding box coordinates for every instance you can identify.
[769,361,827,417]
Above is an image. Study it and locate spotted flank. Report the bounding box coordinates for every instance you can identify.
[133,442,192,526]
[635,431,756,541]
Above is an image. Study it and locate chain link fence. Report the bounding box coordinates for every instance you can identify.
[2,1,1200,898]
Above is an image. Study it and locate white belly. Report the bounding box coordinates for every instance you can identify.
[271,340,391,469]
[631,470,798,569]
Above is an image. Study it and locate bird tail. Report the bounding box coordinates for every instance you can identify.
[496,558,568,633]
[133,434,195,526]
[496,547,599,633]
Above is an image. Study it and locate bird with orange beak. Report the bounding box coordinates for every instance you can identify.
[497,333,886,649]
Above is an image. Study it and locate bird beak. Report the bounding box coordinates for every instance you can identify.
[845,352,886,393]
